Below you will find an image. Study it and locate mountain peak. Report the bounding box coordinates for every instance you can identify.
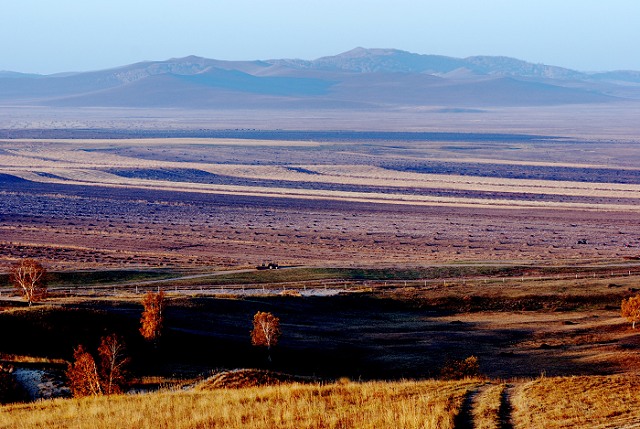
[331,47,405,59]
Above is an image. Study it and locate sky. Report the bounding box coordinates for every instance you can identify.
[2,0,640,74]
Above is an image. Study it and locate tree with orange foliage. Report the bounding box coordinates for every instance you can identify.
[66,345,102,397]
[621,295,640,329]
[9,259,47,306]
[251,311,281,362]
[98,334,129,395]
[140,291,165,342]
[66,335,129,398]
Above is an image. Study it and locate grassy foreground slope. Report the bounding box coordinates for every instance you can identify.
[512,375,640,429]
[0,380,480,429]
[3,375,640,428]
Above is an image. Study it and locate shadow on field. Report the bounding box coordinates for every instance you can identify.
[0,294,630,381]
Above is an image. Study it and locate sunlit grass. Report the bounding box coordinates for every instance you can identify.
[511,375,640,429]
[0,379,480,429]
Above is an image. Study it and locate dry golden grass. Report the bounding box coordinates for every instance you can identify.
[195,369,315,389]
[0,354,67,365]
[472,383,504,429]
[511,375,640,429]
[0,379,481,429]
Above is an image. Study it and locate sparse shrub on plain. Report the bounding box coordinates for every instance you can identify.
[621,295,640,329]
[9,259,47,306]
[440,355,480,380]
[140,291,165,342]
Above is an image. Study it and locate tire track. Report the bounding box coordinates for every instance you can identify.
[453,384,489,429]
[498,384,515,429]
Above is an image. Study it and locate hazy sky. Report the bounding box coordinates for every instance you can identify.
[3,0,639,74]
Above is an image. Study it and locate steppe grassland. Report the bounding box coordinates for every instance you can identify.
[3,142,640,211]
[511,375,640,429]
[3,374,640,429]
[0,380,481,429]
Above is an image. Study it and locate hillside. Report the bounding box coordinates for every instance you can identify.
[0,48,636,109]
[0,379,481,429]
[2,375,640,428]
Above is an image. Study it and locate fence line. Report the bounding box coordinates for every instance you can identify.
[34,268,640,298]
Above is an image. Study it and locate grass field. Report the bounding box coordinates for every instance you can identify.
[512,375,640,429]
[0,379,482,429]
[2,374,640,428]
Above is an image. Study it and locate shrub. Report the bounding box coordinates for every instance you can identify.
[440,356,480,380]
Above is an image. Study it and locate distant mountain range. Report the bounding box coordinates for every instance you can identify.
[2,48,640,109]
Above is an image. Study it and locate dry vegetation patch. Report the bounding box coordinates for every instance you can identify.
[511,375,640,429]
[0,379,481,429]
[196,369,318,390]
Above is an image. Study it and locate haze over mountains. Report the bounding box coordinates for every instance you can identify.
[2,48,640,109]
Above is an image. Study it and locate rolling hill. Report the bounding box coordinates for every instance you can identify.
[0,48,637,109]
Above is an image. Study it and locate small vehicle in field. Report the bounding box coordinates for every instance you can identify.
[257,262,279,270]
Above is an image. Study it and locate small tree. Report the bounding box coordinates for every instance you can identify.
[67,335,129,398]
[98,334,129,395]
[66,345,102,397]
[9,259,47,306]
[251,311,281,362]
[622,295,640,329]
[140,291,165,342]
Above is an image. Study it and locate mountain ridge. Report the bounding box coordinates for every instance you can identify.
[0,48,637,109]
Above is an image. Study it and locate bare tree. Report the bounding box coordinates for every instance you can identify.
[66,345,102,397]
[98,334,129,395]
[140,291,165,342]
[9,259,47,306]
[251,311,281,362]
[622,295,640,329]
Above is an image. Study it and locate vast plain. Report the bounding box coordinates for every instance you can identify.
[2,105,640,427]
[3,105,640,270]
